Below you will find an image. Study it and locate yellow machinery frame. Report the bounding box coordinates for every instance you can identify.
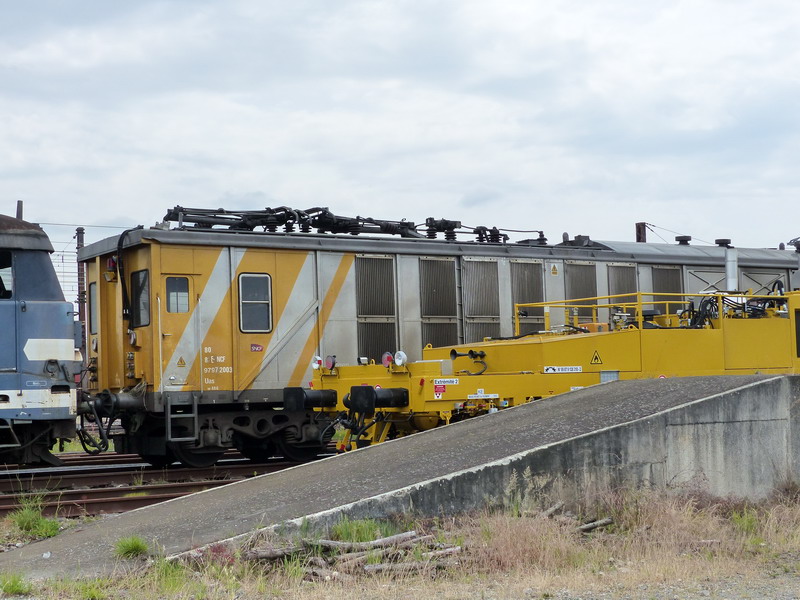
[292,290,800,450]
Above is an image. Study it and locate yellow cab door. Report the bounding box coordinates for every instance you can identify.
[158,275,201,390]
[157,246,237,398]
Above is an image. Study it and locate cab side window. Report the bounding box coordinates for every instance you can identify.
[88,282,98,334]
[130,270,150,327]
[166,277,189,313]
[0,251,12,299]
[239,274,272,333]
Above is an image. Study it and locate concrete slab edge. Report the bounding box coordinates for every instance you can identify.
[168,376,785,562]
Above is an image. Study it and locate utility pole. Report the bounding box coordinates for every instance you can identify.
[76,227,87,361]
[635,222,647,243]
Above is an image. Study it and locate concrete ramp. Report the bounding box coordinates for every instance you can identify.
[2,374,798,580]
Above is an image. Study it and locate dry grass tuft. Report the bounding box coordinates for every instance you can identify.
[458,487,787,590]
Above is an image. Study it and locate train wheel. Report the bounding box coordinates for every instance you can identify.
[140,453,175,469]
[276,438,322,462]
[169,443,226,468]
[236,439,278,463]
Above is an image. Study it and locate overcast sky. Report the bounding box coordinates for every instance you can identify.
[2,0,799,250]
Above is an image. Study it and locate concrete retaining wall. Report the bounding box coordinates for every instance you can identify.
[270,375,800,537]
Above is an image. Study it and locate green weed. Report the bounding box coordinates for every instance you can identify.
[114,535,149,558]
[8,495,60,538]
[148,558,204,596]
[731,507,760,536]
[330,515,398,542]
[281,554,305,580]
[56,439,85,453]
[122,491,149,498]
[0,572,33,596]
[58,578,110,600]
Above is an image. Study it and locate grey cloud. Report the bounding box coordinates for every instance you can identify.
[2,0,800,250]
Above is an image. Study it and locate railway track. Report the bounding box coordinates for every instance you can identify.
[4,450,243,470]
[0,480,236,518]
[0,451,330,517]
[0,459,296,494]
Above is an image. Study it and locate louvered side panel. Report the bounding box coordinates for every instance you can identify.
[420,258,457,317]
[357,322,397,363]
[510,261,544,317]
[462,260,499,317]
[565,262,597,317]
[652,265,683,314]
[608,264,637,302]
[355,256,395,316]
[464,321,501,343]
[421,322,458,348]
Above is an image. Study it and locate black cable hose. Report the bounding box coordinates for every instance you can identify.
[690,296,717,328]
[116,226,144,322]
[318,412,347,444]
[77,401,113,455]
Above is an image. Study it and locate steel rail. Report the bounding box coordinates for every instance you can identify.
[0,480,238,518]
[0,460,296,494]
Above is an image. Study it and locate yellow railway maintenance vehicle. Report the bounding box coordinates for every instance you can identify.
[77,205,798,467]
[288,289,800,450]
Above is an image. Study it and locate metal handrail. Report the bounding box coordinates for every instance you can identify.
[513,291,789,335]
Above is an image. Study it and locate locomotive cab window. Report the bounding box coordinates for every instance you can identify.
[0,251,11,299]
[88,282,98,334]
[239,273,272,333]
[166,277,189,313]
[130,270,150,328]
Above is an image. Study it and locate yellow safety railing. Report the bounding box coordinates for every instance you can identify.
[513,291,787,336]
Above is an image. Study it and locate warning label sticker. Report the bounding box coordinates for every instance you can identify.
[590,351,603,365]
[543,365,582,374]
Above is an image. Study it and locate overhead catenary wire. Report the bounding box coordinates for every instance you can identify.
[644,223,716,246]
[37,222,130,230]
[644,224,670,245]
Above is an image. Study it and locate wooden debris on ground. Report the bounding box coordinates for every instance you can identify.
[244,529,461,581]
[578,517,614,533]
[525,501,615,533]
[240,500,626,582]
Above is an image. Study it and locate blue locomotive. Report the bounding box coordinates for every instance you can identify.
[0,213,79,465]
